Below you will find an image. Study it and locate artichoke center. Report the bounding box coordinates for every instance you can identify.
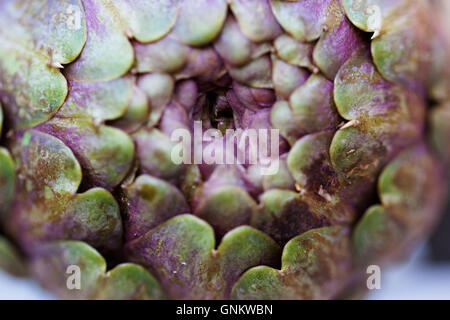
[206,92,235,134]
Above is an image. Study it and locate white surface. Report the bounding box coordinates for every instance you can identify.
[0,244,449,299]
[0,271,54,300]
[367,244,450,300]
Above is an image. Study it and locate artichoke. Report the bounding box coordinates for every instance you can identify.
[0,0,449,300]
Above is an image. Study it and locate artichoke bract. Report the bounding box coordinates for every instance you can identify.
[0,0,449,300]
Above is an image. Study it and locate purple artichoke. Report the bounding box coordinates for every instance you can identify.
[0,0,449,300]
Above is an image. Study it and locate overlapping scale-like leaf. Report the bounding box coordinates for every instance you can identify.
[251,132,356,245]
[126,214,280,299]
[428,2,450,103]
[179,165,203,205]
[96,263,165,300]
[270,101,302,146]
[352,205,403,264]
[0,236,26,277]
[331,48,425,194]
[353,145,444,264]
[7,130,122,253]
[110,85,149,134]
[232,226,352,300]
[171,0,227,46]
[175,47,224,83]
[137,73,175,127]
[0,104,3,137]
[0,148,15,223]
[215,16,271,68]
[0,0,87,129]
[134,37,189,74]
[159,101,191,136]
[270,74,340,146]
[2,0,86,64]
[122,175,190,241]
[228,56,273,89]
[272,56,309,99]
[31,241,164,299]
[229,0,282,43]
[38,118,135,190]
[429,103,450,163]
[32,241,105,299]
[65,0,134,81]
[193,166,258,238]
[370,4,433,93]
[313,2,365,80]
[174,80,198,112]
[286,133,355,224]
[273,35,316,72]
[290,74,340,135]
[343,0,434,92]
[342,0,405,33]
[231,82,276,111]
[378,145,444,238]
[116,0,179,43]
[31,65,137,191]
[270,74,341,147]
[252,190,330,245]
[57,78,132,122]
[133,128,186,184]
[288,132,339,198]
[261,154,295,191]
[270,0,333,42]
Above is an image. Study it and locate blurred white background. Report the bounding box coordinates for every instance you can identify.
[368,243,450,300]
